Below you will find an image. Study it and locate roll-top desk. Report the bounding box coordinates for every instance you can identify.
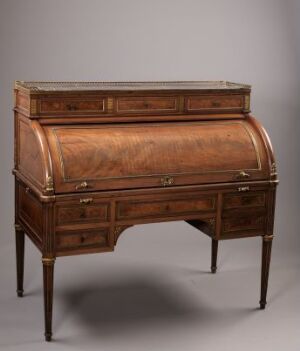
[13,81,278,341]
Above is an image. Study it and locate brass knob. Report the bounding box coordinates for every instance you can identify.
[238,186,250,192]
[75,181,89,190]
[80,198,93,205]
[161,175,174,187]
[236,171,250,180]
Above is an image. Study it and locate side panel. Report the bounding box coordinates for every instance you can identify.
[17,115,45,188]
[17,181,43,250]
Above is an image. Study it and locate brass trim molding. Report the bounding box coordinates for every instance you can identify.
[262,234,274,242]
[244,95,250,111]
[14,223,22,231]
[42,257,56,265]
[45,176,54,192]
[270,163,277,177]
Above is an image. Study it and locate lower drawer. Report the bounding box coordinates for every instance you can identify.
[56,228,110,252]
[221,211,266,238]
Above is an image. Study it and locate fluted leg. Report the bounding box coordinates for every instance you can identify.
[15,224,25,297]
[260,235,273,309]
[211,239,218,273]
[42,257,55,342]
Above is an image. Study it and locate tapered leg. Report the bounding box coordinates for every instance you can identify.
[15,224,25,297]
[211,239,218,273]
[42,257,55,342]
[260,235,273,309]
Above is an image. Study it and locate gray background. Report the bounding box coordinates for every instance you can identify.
[0,0,299,350]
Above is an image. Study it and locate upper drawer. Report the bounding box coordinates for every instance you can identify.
[116,96,179,114]
[116,195,216,220]
[185,95,244,113]
[223,191,267,210]
[56,200,110,227]
[40,97,106,115]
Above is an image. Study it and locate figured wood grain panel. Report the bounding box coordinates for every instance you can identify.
[223,192,266,210]
[56,203,109,225]
[116,96,178,114]
[40,98,105,113]
[19,185,43,241]
[49,121,260,182]
[222,214,265,234]
[56,229,109,251]
[117,196,216,220]
[16,92,30,111]
[19,119,44,186]
[186,95,244,111]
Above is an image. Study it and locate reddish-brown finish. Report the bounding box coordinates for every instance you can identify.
[44,120,269,193]
[185,94,244,112]
[40,97,106,114]
[13,81,278,341]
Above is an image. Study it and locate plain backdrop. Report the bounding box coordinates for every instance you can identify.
[0,1,299,350]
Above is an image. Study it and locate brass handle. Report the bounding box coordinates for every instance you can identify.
[238,186,250,192]
[75,181,89,190]
[161,175,174,187]
[66,103,77,111]
[80,198,93,205]
[236,171,250,180]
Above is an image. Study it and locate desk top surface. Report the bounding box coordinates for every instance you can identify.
[15,81,251,93]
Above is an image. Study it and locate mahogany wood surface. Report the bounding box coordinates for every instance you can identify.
[13,81,278,341]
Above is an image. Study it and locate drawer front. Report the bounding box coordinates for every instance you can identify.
[223,191,266,210]
[116,96,179,114]
[221,212,266,238]
[56,228,109,251]
[117,196,216,220]
[40,98,106,114]
[185,95,244,112]
[56,202,110,226]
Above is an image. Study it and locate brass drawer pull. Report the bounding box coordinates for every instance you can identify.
[80,198,93,205]
[161,175,174,187]
[238,186,250,192]
[236,171,250,180]
[75,181,89,190]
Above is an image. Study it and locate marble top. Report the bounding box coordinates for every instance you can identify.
[15,81,251,93]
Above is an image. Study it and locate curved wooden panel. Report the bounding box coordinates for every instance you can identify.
[18,118,45,188]
[16,115,54,194]
[45,120,270,193]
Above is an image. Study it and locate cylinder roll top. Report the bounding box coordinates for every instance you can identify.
[43,118,271,193]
